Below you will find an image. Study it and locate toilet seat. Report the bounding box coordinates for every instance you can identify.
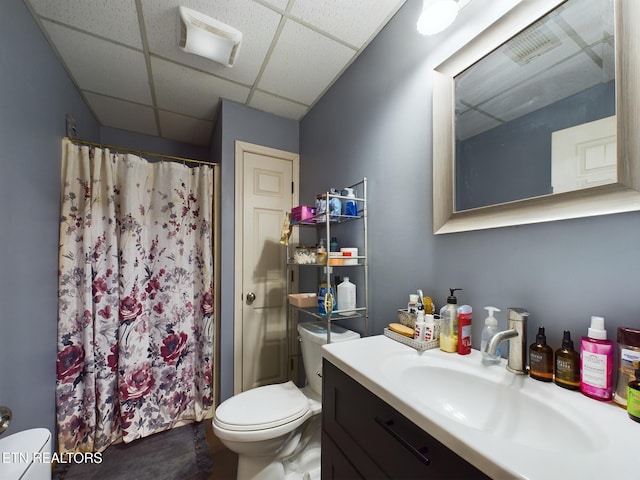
[213,381,313,442]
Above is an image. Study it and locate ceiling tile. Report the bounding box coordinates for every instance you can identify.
[42,20,152,105]
[258,20,355,105]
[141,0,282,85]
[158,111,213,146]
[259,0,290,10]
[249,91,308,120]
[84,92,158,137]
[27,0,143,49]
[291,0,405,48]
[152,57,250,120]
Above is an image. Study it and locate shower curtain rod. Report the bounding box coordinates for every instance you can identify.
[67,137,217,167]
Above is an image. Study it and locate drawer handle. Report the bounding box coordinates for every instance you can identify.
[374,417,430,467]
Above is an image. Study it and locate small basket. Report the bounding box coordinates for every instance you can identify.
[397,309,417,328]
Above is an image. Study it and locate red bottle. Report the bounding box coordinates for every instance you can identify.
[457,305,472,355]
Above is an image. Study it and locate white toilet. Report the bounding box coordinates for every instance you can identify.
[213,322,360,480]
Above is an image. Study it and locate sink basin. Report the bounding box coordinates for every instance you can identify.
[385,358,601,453]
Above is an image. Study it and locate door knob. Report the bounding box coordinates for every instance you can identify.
[246,292,256,304]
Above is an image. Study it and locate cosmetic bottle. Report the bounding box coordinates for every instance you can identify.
[628,362,640,423]
[580,316,614,401]
[554,330,580,390]
[457,305,472,355]
[439,288,461,353]
[529,327,553,382]
[414,309,426,344]
[481,307,501,365]
[424,314,436,342]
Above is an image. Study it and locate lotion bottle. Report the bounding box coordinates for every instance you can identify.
[580,316,614,401]
[481,307,501,365]
[529,327,553,382]
[554,330,580,390]
[439,288,462,353]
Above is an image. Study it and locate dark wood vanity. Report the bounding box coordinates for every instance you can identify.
[321,359,489,479]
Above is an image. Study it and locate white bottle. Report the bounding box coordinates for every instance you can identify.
[414,309,426,343]
[424,314,436,342]
[481,306,502,365]
[337,277,356,315]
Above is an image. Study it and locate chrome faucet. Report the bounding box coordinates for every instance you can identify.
[484,308,528,374]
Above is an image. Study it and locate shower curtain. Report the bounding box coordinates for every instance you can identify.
[56,138,215,453]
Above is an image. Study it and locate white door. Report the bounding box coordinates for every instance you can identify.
[234,141,299,393]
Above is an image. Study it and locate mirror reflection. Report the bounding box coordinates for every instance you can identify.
[454,0,615,211]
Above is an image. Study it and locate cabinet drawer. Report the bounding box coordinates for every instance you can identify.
[322,360,489,479]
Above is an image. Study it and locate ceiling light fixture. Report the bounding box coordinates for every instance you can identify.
[178,6,242,67]
[417,0,460,36]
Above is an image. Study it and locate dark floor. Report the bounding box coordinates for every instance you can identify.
[205,421,238,480]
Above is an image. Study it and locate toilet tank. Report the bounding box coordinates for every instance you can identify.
[297,322,360,395]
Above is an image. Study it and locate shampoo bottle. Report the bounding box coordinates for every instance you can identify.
[481,307,501,365]
[439,288,461,353]
[529,327,553,382]
[554,330,580,390]
[457,305,472,355]
[580,316,614,401]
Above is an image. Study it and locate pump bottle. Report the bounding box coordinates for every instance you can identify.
[439,288,461,353]
[580,316,614,401]
[554,330,580,390]
[529,327,553,382]
[481,307,501,365]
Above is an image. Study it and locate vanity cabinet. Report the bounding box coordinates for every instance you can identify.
[321,360,489,480]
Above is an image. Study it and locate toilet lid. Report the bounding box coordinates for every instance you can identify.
[214,381,310,432]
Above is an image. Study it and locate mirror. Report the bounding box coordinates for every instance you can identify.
[433,0,640,234]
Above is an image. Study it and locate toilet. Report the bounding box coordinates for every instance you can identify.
[213,322,360,480]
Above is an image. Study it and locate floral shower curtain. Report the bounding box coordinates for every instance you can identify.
[56,138,215,453]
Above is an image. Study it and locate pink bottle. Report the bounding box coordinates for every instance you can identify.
[580,316,614,401]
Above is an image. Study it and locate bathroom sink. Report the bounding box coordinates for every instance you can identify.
[0,428,52,480]
[381,356,601,453]
[323,335,640,479]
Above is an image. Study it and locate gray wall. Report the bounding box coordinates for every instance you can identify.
[217,99,299,402]
[0,0,100,437]
[300,0,640,351]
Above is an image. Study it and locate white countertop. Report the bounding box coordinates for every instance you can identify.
[322,334,639,479]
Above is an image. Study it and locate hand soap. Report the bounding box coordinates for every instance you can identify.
[580,316,614,401]
[481,306,501,365]
[529,327,553,382]
[439,288,461,353]
[554,330,580,390]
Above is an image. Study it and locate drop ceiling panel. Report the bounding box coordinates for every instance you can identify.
[141,0,282,85]
[290,0,404,48]
[259,20,355,105]
[151,57,250,120]
[24,0,408,146]
[249,91,309,120]
[42,20,152,105]
[159,111,213,146]
[84,92,158,137]
[26,0,143,49]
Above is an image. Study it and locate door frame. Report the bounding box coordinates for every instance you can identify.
[233,140,299,394]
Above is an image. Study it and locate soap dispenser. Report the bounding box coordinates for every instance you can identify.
[439,288,461,353]
[481,307,501,365]
[529,327,553,382]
